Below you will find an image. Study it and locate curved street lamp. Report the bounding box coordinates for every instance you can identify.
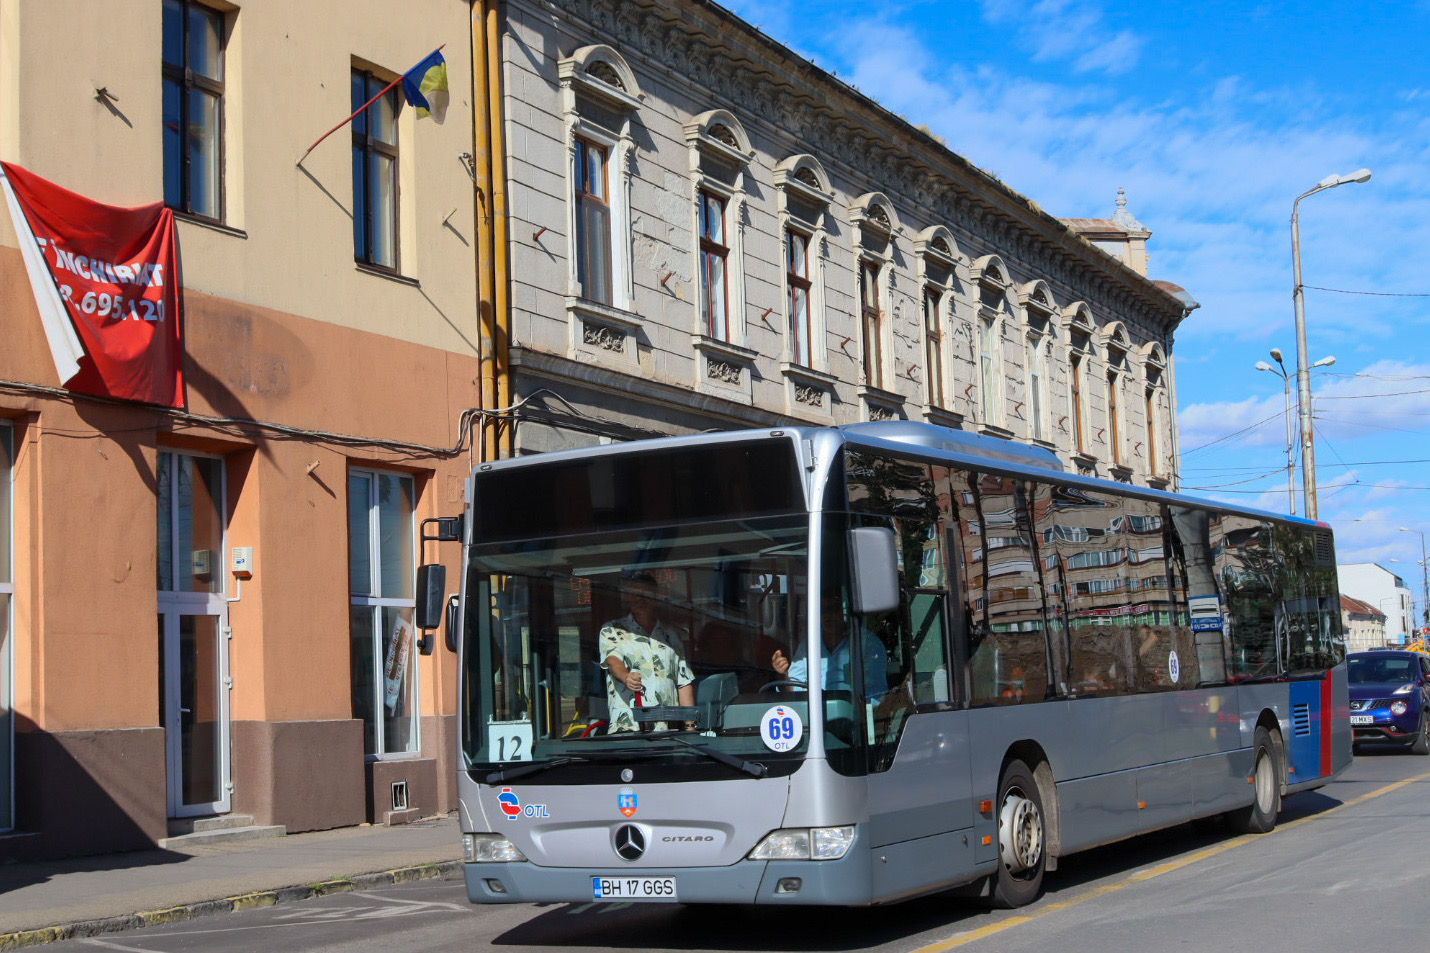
[1291,168,1370,519]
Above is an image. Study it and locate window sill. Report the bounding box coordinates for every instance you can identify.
[858,385,905,421]
[567,296,642,331]
[920,405,966,430]
[355,263,420,288]
[173,212,247,240]
[975,423,1015,441]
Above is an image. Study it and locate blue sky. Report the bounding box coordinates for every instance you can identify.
[723,0,1430,601]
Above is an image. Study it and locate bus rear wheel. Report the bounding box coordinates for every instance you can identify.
[985,759,1046,909]
[1226,726,1280,834]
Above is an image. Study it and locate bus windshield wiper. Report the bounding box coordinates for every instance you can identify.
[484,756,588,784]
[633,732,768,778]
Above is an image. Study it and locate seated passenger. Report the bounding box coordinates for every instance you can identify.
[599,571,695,732]
[771,593,888,701]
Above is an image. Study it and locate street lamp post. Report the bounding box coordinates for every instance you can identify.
[1291,167,1371,519]
[1256,348,1333,515]
[1399,526,1429,637]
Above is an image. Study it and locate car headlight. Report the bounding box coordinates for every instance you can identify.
[749,826,854,861]
[464,833,527,863]
[1393,683,1416,695]
[1390,700,1409,716]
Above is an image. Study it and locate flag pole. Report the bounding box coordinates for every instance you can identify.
[296,45,444,166]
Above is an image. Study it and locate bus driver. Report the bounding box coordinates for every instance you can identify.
[771,593,887,701]
[599,571,696,732]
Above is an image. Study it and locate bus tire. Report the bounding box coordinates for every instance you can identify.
[1226,726,1280,834]
[985,759,1046,909]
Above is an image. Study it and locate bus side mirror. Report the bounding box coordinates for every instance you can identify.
[416,564,446,637]
[848,526,899,615]
[445,594,460,653]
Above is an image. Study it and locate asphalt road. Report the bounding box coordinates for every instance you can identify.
[54,747,1430,953]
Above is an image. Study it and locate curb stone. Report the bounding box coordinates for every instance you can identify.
[0,861,463,950]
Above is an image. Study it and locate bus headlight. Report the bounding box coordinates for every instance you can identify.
[748,826,854,861]
[464,833,527,863]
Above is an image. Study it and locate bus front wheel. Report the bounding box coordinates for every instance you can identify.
[1226,726,1280,834]
[986,759,1046,909]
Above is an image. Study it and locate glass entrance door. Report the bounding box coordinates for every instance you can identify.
[157,451,230,817]
[159,610,230,815]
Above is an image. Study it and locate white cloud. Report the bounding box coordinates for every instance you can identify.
[978,0,1143,74]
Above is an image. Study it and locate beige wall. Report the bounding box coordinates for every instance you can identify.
[1,0,478,354]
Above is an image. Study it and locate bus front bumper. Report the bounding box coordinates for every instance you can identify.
[464,856,876,906]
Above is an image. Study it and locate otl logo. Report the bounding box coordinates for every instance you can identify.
[617,785,638,818]
[498,787,522,820]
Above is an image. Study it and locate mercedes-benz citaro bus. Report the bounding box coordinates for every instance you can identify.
[415,422,1349,909]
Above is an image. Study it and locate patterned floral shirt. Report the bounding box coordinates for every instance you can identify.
[599,615,695,733]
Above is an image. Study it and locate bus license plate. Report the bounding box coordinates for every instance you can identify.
[591,876,678,901]
[1350,715,1373,725]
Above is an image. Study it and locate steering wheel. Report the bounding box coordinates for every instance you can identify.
[759,679,808,693]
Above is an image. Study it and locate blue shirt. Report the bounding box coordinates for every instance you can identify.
[787,630,887,701]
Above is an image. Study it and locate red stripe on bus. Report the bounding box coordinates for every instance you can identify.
[1320,675,1334,777]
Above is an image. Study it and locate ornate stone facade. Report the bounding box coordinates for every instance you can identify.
[504,0,1191,486]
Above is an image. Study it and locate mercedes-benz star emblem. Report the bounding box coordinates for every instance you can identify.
[620,768,634,783]
[614,824,646,861]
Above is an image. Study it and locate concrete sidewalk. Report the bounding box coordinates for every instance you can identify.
[0,814,463,948]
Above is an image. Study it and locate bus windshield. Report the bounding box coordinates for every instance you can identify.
[463,515,809,773]
[459,436,817,777]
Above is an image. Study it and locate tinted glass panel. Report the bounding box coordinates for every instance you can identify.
[473,440,802,544]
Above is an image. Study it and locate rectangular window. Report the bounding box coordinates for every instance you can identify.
[162,0,224,219]
[860,260,883,389]
[348,469,418,756]
[1108,372,1122,466]
[1071,355,1085,454]
[955,471,1054,706]
[924,288,945,407]
[1028,338,1045,441]
[787,229,813,366]
[1,423,12,831]
[156,453,225,595]
[573,138,612,305]
[1145,388,1159,476]
[699,192,729,339]
[351,69,400,270]
[979,319,999,423]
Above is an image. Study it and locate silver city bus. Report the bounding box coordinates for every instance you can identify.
[417,422,1349,908]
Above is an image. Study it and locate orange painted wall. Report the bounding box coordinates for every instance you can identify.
[1,248,474,736]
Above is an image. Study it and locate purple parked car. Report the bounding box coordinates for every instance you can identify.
[1348,650,1430,754]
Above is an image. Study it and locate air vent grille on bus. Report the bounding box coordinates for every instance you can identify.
[1292,703,1312,737]
[1314,530,1335,566]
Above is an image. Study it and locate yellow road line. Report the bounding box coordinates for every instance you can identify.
[910,771,1430,953]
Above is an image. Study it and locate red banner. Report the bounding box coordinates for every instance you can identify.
[2,161,183,408]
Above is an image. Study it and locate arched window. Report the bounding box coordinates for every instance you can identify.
[559,46,642,312]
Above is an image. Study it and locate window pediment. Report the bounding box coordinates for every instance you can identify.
[914,225,962,270]
[559,45,643,113]
[684,109,753,168]
[850,192,900,244]
[774,154,834,206]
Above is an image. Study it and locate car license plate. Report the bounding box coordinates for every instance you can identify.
[591,876,678,901]
[1350,714,1373,725]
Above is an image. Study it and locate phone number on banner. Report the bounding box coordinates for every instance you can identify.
[58,285,166,322]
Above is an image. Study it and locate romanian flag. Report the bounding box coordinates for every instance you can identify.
[401,50,448,123]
